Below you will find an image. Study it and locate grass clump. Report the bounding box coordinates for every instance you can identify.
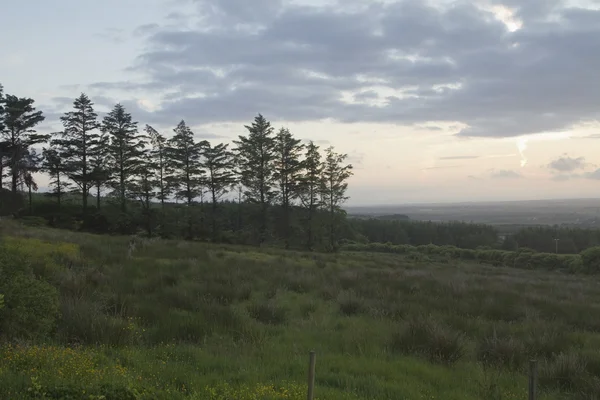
[247,302,288,325]
[390,316,466,365]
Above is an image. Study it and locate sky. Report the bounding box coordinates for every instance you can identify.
[2,0,600,205]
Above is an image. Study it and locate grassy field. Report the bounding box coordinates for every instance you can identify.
[1,223,600,399]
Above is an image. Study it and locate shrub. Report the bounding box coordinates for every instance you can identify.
[247,302,288,325]
[539,352,588,392]
[0,244,61,340]
[337,291,363,316]
[0,274,59,340]
[476,334,526,369]
[390,316,466,365]
[581,246,600,273]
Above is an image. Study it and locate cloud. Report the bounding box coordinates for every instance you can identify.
[580,134,600,139]
[584,169,600,180]
[438,155,479,160]
[80,0,600,137]
[490,169,522,179]
[547,155,587,172]
[422,165,462,170]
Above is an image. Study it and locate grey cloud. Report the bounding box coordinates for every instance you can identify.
[490,169,522,179]
[584,169,600,180]
[95,28,126,44]
[548,155,587,172]
[439,155,479,160]
[83,0,600,137]
[422,165,462,170]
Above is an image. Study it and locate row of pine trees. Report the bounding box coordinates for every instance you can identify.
[0,85,353,250]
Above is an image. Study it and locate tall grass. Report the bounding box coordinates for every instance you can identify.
[1,222,600,398]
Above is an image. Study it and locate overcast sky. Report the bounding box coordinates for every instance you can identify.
[2,0,600,205]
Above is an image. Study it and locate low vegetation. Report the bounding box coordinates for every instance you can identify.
[2,221,600,399]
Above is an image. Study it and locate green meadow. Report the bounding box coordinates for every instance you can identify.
[1,221,599,399]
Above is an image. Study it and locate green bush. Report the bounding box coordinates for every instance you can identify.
[390,316,466,365]
[0,274,59,340]
[476,334,526,369]
[581,246,600,273]
[247,302,288,325]
[0,246,60,340]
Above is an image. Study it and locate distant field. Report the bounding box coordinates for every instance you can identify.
[347,197,600,228]
[2,223,600,399]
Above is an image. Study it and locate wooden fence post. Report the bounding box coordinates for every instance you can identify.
[529,359,537,400]
[307,351,316,400]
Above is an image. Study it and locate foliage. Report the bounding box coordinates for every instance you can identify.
[234,114,278,244]
[102,103,145,212]
[1,94,46,194]
[320,146,353,250]
[1,224,600,398]
[580,246,600,273]
[53,93,101,213]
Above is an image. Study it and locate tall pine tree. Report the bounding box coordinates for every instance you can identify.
[1,95,46,194]
[144,125,170,209]
[54,93,100,214]
[273,128,304,249]
[102,103,145,212]
[298,141,323,251]
[234,114,277,245]
[167,120,206,238]
[0,84,5,189]
[89,132,110,210]
[131,150,157,236]
[201,142,237,241]
[320,146,353,251]
[41,146,72,208]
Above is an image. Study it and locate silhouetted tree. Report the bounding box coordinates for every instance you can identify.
[234,114,277,244]
[41,146,71,208]
[201,142,237,241]
[145,124,170,209]
[89,132,110,210]
[1,95,46,194]
[274,128,304,249]
[298,141,323,250]
[102,104,144,212]
[54,94,100,214]
[167,120,206,238]
[321,146,353,251]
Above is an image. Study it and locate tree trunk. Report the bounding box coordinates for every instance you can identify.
[28,185,32,215]
[57,174,61,209]
[96,185,101,210]
[211,188,218,242]
[307,207,314,251]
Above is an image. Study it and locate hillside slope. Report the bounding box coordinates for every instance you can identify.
[0,223,598,399]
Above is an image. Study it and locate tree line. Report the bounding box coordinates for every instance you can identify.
[0,86,353,250]
[348,218,500,249]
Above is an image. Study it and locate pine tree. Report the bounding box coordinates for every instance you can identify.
[54,93,100,214]
[201,142,237,241]
[101,104,145,212]
[0,83,5,133]
[89,132,110,210]
[0,84,7,189]
[41,146,72,208]
[167,120,206,238]
[320,146,353,251]
[273,128,304,249]
[1,95,46,194]
[298,141,323,251]
[21,148,41,214]
[131,151,157,236]
[167,121,206,205]
[144,125,170,209]
[234,114,277,245]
